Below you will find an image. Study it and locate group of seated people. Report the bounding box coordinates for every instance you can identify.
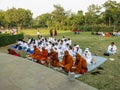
[92,31,120,37]
[13,36,95,74]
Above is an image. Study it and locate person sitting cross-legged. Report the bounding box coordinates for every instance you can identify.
[48,49,59,67]
[36,47,48,65]
[29,45,41,59]
[72,53,88,74]
[104,42,117,56]
[57,50,73,73]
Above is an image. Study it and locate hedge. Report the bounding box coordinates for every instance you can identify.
[0,33,24,47]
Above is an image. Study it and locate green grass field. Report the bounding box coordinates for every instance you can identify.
[0,29,120,90]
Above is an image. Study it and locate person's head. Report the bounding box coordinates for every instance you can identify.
[8,48,11,52]
[64,50,69,56]
[76,45,80,48]
[76,53,81,61]
[42,47,45,51]
[85,48,89,52]
[111,42,115,46]
[34,45,37,49]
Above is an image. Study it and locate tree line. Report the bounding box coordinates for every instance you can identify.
[0,0,120,32]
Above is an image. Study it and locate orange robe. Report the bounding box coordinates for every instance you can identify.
[72,54,88,74]
[49,51,59,67]
[8,48,20,57]
[58,51,73,72]
[105,32,111,37]
[37,48,48,61]
[29,46,41,59]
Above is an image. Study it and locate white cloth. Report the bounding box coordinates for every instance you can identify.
[83,51,92,64]
[107,45,117,54]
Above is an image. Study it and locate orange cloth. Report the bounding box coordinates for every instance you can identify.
[105,32,111,37]
[54,30,57,36]
[37,47,48,61]
[8,48,20,57]
[72,53,88,74]
[29,46,41,59]
[58,50,73,72]
[49,50,59,67]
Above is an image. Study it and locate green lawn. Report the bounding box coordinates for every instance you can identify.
[1,29,120,90]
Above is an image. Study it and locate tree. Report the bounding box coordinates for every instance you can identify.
[51,4,70,29]
[0,10,6,27]
[5,8,33,29]
[85,4,101,25]
[103,0,120,30]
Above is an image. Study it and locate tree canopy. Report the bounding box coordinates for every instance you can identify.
[0,0,120,31]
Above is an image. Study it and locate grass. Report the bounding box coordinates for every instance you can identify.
[0,29,120,90]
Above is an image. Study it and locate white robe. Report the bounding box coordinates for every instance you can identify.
[107,45,117,54]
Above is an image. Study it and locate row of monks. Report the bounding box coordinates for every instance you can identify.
[28,45,88,74]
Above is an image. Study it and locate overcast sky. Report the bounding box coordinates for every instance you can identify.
[0,0,120,18]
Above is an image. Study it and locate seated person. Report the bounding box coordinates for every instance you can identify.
[49,49,59,67]
[57,50,73,73]
[8,48,20,57]
[72,53,88,74]
[36,47,48,64]
[104,42,117,55]
[29,45,41,59]
[83,48,92,64]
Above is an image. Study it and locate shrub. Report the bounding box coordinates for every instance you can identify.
[0,33,24,47]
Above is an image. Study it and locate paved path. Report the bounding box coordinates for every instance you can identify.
[0,52,97,90]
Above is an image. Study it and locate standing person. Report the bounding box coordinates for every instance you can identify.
[37,30,40,39]
[54,29,57,36]
[50,29,53,37]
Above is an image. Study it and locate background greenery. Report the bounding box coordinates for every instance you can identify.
[0,29,120,90]
[0,33,24,47]
[0,0,120,32]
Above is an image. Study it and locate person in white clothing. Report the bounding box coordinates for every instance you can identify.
[83,48,92,64]
[107,42,117,54]
[74,45,82,56]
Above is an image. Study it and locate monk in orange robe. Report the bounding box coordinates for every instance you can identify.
[72,53,88,74]
[36,47,48,64]
[49,49,59,67]
[8,48,20,57]
[58,50,73,73]
[29,45,41,59]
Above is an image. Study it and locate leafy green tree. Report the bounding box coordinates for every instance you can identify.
[51,4,70,30]
[103,0,120,30]
[5,8,33,29]
[85,4,101,25]
[0,10,6,27]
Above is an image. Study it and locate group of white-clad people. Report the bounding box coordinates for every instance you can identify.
[15,36,93,64]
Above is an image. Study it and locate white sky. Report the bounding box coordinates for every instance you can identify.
[0,0,120,18]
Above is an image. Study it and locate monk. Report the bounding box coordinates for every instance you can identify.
[58,50,73,73]
[72,53,88,74]
[49,49,59,67]
[8,48,20,57]
[36,47,48,64]
[29,45,41,59]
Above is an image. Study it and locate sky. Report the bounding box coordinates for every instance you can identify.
[0,0,120,18]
